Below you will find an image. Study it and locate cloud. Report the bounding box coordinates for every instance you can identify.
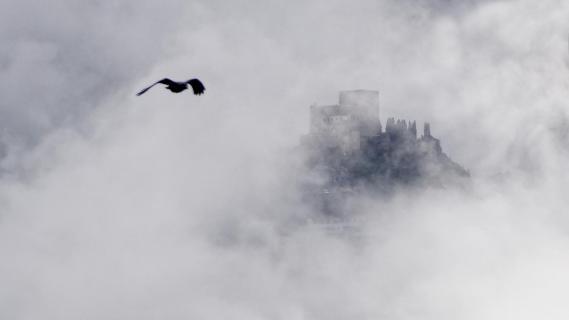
[0,0,193,150]
[1,0,569,319]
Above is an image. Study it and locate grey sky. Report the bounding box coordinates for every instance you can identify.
[1,0,569,319]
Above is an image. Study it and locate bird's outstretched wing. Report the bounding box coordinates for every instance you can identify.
[136,78,176,96]
[187,78,206,95]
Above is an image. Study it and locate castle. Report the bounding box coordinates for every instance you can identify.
[301,90,468,196]
[303,90,441,154]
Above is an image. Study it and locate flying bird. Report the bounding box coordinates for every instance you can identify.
[136,78,205,96]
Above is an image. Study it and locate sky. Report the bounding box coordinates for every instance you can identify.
[1,0,569,319]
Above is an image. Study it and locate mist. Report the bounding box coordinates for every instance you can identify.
[1,0,569,319]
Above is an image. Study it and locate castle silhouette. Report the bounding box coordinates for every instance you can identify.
[300,90,469,207]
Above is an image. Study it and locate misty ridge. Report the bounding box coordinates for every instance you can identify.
[1,0,569,319]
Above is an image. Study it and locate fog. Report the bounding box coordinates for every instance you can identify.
[1,0,569,319]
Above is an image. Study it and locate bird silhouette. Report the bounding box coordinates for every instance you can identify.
[136,78,205,96]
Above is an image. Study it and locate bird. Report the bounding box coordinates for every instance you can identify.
[136,78,205,96]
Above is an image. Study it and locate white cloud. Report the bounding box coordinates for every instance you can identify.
[1,0,569,319]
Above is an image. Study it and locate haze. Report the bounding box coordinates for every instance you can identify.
[1,0,568,319]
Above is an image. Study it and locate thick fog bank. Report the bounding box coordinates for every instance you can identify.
[1,0,569,319]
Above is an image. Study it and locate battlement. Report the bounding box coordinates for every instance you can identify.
[306,90,434,152]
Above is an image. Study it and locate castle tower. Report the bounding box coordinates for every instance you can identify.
[339,90,380,136]
[424,122,431,137]
[385,117,395,133]
[410,121,417,139]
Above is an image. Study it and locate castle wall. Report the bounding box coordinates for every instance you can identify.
[339,90,380,136]
[310,104,344,133]
[307,90,381,153]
